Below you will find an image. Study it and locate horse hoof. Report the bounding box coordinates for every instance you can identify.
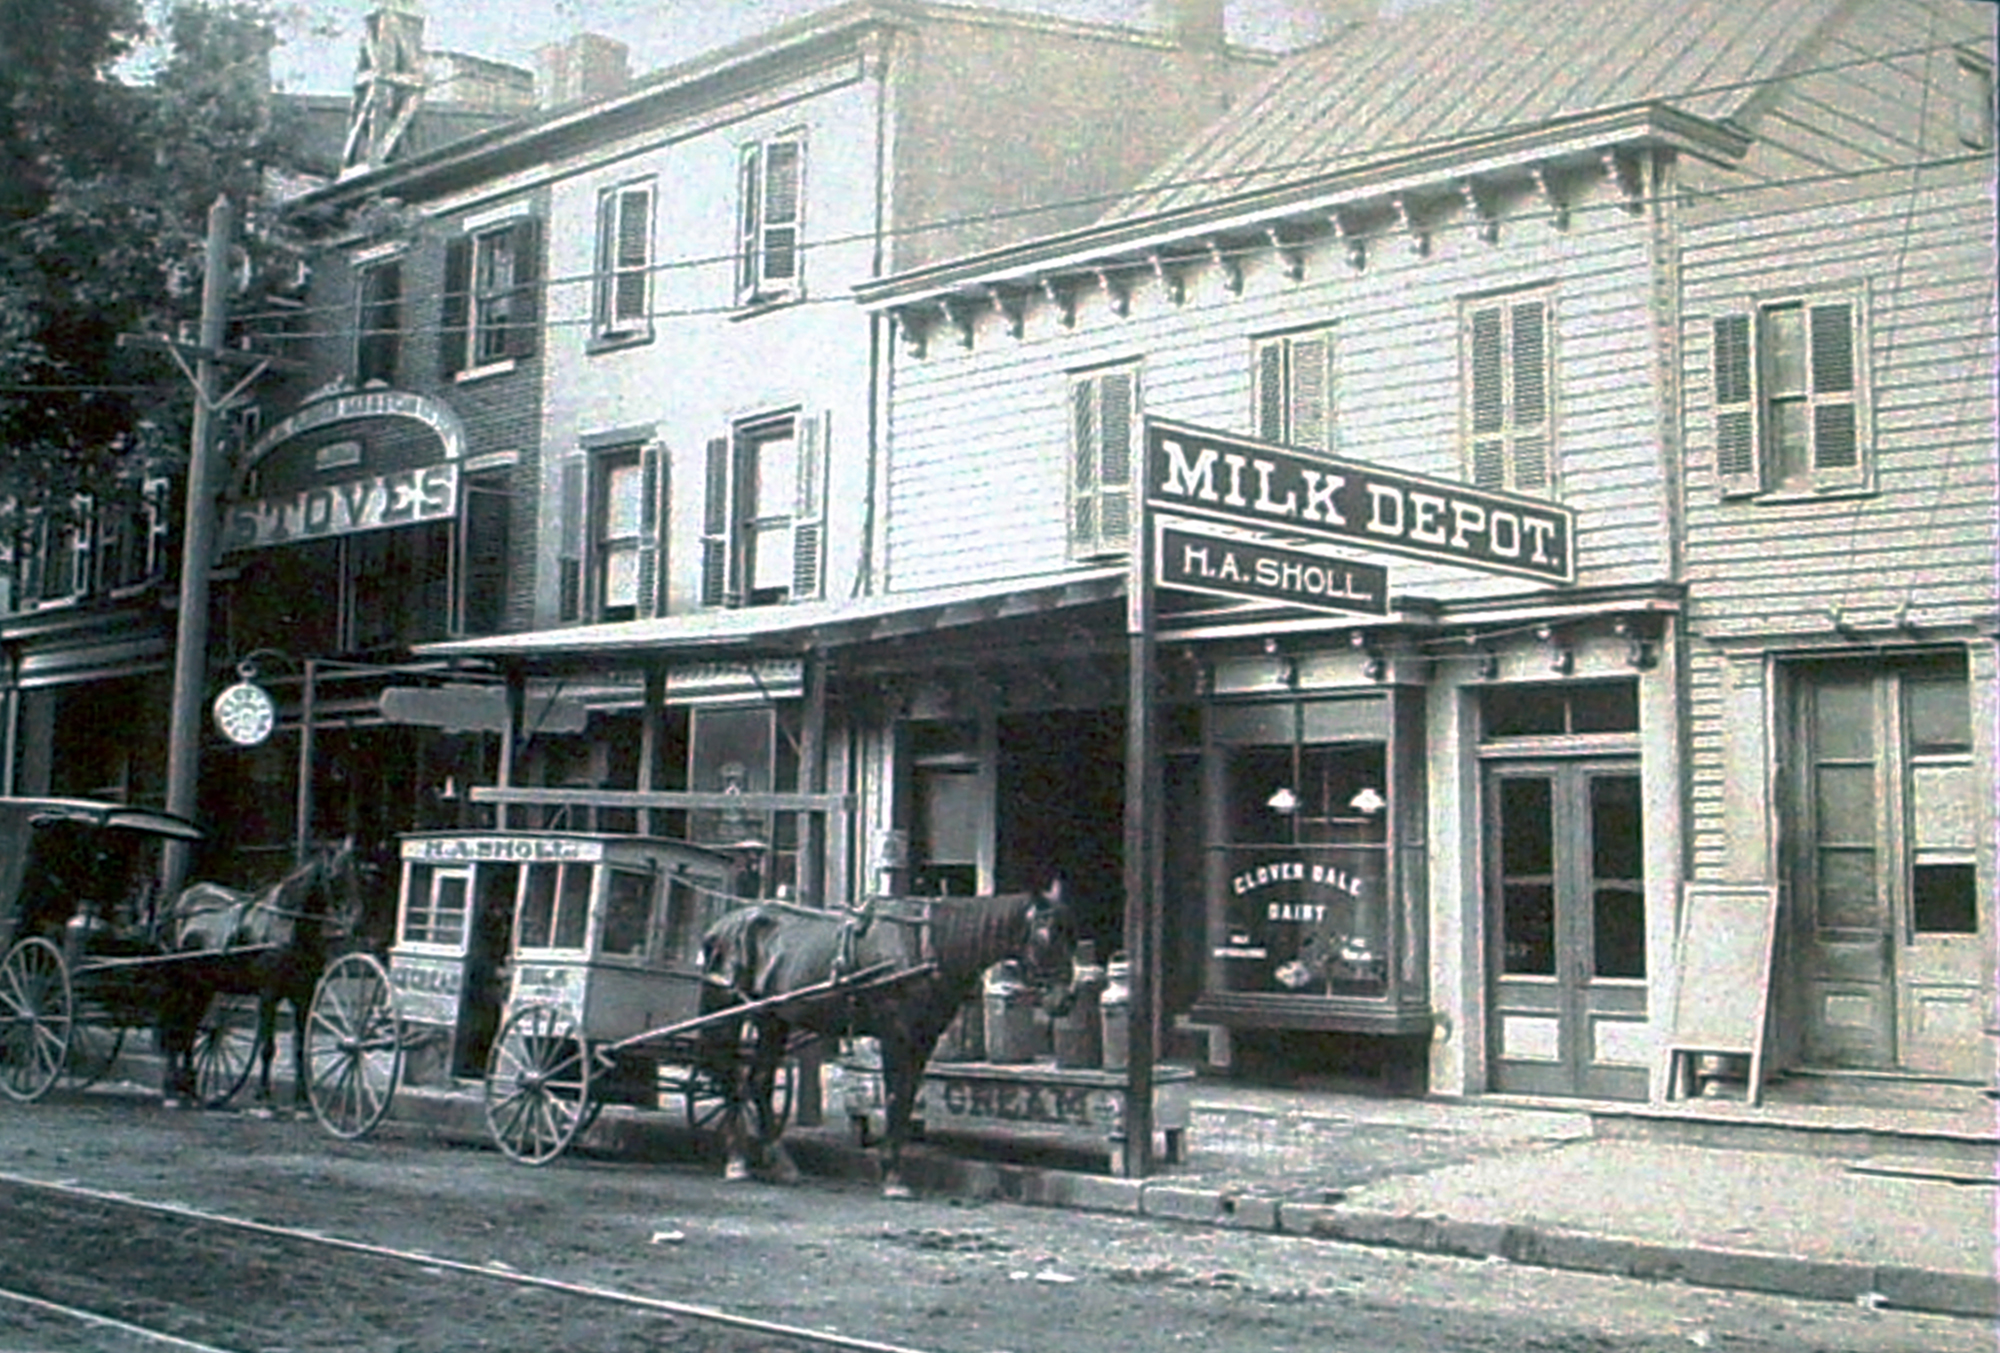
[249,1106,276,1121]
[881,1181,914,1201]
[724,1160,752,1182]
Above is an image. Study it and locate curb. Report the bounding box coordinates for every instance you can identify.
[390,1087,1999,1322]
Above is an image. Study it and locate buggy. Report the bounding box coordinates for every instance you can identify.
[0,797,261,1103]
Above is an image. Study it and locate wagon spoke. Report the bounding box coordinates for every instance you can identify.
[0,940,71,1103]
[304,953,401,1140]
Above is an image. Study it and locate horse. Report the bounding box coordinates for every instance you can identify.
[698,878,1076,1198]
[157,837,373,1111]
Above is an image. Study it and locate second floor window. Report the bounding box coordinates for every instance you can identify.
[1463,292,1554,495]
[594,183,653,341]
[2,481,170,615]
[1254,327,1335,452]
[1712,292,1867,497]
[737,134,803,306]
[355,258,401,385]
[559,443,661,624]
[702,412,825,608]
[442,216,540,376]
[1068,366,1136,561]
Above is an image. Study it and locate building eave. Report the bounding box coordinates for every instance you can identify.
[855,101,1750,313]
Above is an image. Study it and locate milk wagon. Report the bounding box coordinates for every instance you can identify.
[0,797,257,1104]
[302,828,791,1152]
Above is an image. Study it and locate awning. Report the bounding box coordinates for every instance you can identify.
[413,568,1129,672]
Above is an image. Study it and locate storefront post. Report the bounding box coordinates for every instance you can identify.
[1122,487,1160,1177]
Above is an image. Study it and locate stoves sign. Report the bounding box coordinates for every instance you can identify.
[1145,418,1574,585]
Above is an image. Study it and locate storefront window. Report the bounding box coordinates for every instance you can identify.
[1213,697,1391,998]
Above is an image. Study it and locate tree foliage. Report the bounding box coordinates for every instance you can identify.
[0,0,318,508]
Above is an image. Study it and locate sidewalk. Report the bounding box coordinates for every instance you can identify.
[575,1069,1995,1322]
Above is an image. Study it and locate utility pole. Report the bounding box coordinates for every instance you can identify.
[119,195,293,894]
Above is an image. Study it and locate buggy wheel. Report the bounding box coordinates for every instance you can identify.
[305,952,403,1140]
[485,1003,592,1165]
[192,994,259,1108]
[0,938,72,1103]
[61,1013,126,1091]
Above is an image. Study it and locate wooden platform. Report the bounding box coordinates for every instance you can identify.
[835,1057,1196,1177]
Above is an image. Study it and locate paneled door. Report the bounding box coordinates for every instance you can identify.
[1486,761,1649,1099]
[1792,658,1984,1078]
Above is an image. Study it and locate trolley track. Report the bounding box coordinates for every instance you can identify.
[0,1172,939,1353]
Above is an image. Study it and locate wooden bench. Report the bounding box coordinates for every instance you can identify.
[833,1057,1196,1177]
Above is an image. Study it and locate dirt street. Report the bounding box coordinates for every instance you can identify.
[0,1089,1984,1353]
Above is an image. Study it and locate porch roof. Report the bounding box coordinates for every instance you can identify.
[412,568,1129,673]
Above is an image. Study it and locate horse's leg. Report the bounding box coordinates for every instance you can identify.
[158,991,196,1108]
[750,1020,798,1184]
[718,1014,758,1183]
[253,987,280,1112]
[290,980,313,1112]
[876,1035,926,1200]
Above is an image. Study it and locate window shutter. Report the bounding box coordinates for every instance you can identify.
[701,435,731,607]
[557,458,583,623]
[1255,338,1285,443]
[1289,333,1330,452]
[1469,305,1507,490]
[635,442,664,618]
[791,412,827,600]
[761,138,801,286]
[615,189,650,326]
[1509,300,1550,492]
[440,236,471,376]
[505,216,540,359]
[358,260,401,384]
[737,144,762,299]
[1809,302,1858,473]
[461,474,510,635]
[1098,371,1133,550]
[1069,370,1134,558]
[1712,312,1759,495]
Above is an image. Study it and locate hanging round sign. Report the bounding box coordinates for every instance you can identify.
[213,680,276,746]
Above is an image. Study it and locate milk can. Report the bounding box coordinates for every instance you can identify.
[1052,940,1105,1069]
[982,959,1037,1063]
[1099,951,1131,1072]
[932,995,985,1062]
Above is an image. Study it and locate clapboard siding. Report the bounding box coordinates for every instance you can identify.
[1679,142,1995,637]
[1685,647,1733,875]
[887,174,1676,596]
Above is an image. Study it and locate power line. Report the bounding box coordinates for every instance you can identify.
[234,150,1994,348]
[227,33,1990,332]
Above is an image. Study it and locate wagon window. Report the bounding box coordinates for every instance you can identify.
[556,864,592,949]
[401,864,469,947]
[519,864,557,948]
[601,868,653,957]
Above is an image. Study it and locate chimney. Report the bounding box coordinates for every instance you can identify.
[536,33,632,108]
[342,2,426,176]
[1297,1,1379,47]
[1153,0,1227,52]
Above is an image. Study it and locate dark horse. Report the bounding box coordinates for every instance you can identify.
[157,838,370,1110]
[699,880,1075,1198]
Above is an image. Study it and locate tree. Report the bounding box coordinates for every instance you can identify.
[0,0,318,512]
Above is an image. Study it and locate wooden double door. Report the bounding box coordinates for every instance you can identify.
[1485,760,1650,1100]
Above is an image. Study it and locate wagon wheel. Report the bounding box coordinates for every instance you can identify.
[485,1002,592,1166]
[191,994,260,1108]
[305,952,404,1140]
[0,938,73,1103]
[60,1006,126,1091]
